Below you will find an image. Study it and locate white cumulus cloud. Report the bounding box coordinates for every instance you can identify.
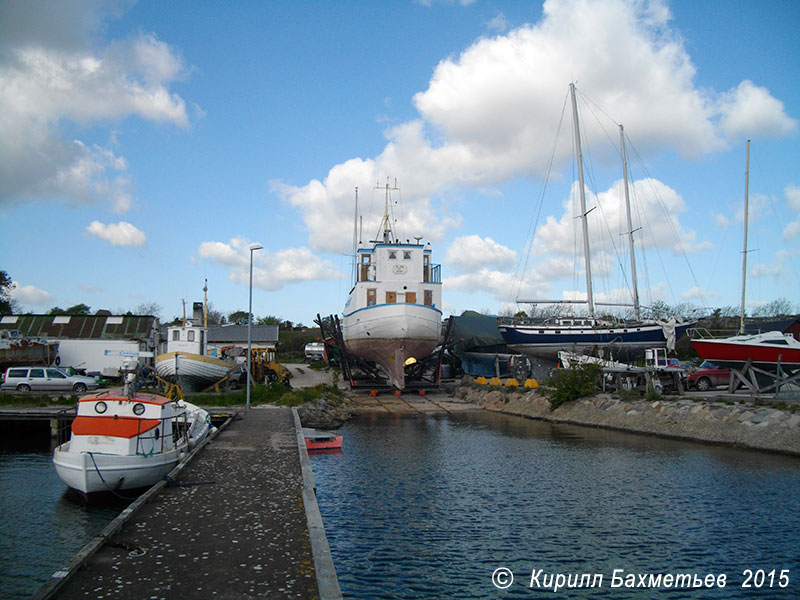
[445,235,517,272]
[197,240,342,291]
[718,80,798,140]
[10,282,54,307]
[0,1,191,211]
[86,220,147,246]
[276,0,793,271]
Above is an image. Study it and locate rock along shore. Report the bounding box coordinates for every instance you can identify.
[460,385,800,456]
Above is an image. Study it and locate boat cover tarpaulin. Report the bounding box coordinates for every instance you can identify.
[446,315,507,355]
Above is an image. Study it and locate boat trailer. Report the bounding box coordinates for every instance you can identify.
[314,314,452,393]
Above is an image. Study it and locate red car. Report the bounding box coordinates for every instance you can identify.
[686,360,732,391]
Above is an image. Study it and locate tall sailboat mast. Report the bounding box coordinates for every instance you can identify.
[352,187,359,286]
[739,139,750,334]
[570,82,595,318]
[619,124,641,320]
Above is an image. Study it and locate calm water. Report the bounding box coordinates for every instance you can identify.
[310,411,800,599]
[0,451,128,599]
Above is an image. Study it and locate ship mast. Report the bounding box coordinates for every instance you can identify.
[570,82,595,319]
[352,187,358,286]
[619,124,641,320]
[739,139,750,334]
[375,178,399,244]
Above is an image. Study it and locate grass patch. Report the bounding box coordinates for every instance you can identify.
[185,382,341,408]
[0,393,78,407]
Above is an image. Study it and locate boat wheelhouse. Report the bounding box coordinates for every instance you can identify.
[53,391,212,496]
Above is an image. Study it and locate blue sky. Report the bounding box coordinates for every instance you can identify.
[1,0,798,325]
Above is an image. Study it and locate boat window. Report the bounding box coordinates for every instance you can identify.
[188,330,195,342]
[172,330,180,341]
[403,251,411,260]
[563,320,572,325]
[367,289,376,306]
[539,330,545,334]
[133,403,145,416]
[768,339,788,345]
[95,401,107,414]
[389,251,397,259]
[154,427,160,441]
[30,369,45,378]
[555,330,561,334]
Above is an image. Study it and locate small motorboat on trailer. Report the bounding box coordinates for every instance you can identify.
[53,360,213,496]
[303,427,343,451]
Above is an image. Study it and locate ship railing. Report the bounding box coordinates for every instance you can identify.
[424,264,441,283]
[688,327,716,340]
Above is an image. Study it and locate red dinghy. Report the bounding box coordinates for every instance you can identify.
[303,428,343,451]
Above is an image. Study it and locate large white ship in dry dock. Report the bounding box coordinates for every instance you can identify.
[342,183,442,389]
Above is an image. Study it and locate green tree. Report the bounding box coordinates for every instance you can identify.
[258,314,283,326]
[0,271,14,314]
[228,310,251,325]
[49,303,91,315]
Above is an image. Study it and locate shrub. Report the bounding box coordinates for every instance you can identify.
[544,363,602,409]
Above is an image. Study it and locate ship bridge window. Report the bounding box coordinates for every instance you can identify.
[768,339,788,345]
[403,251,411,260]
[389,251,397,259]
[172,330,180,341]
[188,330,195,342]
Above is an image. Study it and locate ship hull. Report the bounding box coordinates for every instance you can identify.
[155,351,236,392]
[691,336,800,371]
[499,321,693,360]
[342,303,441,389]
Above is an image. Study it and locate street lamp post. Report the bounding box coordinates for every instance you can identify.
[247,243,263,410]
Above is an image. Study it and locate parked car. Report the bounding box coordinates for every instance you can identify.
[1,366,98,394]
[686,361,732,391]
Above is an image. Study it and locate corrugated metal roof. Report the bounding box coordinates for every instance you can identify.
[207,324,279,344]
[0,314,159,340]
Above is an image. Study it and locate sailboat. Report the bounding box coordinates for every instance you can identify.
[498,83,692,361]
[341,181,443,389]
[691,141,800,371]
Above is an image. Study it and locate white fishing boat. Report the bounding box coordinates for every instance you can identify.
[342,181,443,389]
[155,291,241,392]
[53,391,212,496]
[155,321,240,392]
[499,83,691,360]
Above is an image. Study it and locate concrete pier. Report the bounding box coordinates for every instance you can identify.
[42,406,340,599]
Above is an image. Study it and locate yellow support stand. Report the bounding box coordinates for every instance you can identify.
[155,375,185,400]
[504,378,519,387]
[524,378,539,389]
[488,377,502,386]
[476,376,488,385]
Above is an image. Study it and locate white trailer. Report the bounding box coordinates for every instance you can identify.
[54,339,152,377]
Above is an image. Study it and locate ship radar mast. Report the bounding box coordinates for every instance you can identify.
[375,178,399,244]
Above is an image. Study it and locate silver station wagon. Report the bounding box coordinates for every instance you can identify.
[1,367,98,394]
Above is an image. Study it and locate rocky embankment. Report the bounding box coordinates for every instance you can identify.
[297,394,354,429]
[461,385,800,455]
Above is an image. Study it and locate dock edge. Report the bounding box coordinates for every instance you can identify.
[292,407,343,600]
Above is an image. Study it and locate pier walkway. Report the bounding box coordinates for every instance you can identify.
[45,406,339,599]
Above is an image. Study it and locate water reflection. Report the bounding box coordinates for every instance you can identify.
[0,451,128,598]
[311,411,800,599]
